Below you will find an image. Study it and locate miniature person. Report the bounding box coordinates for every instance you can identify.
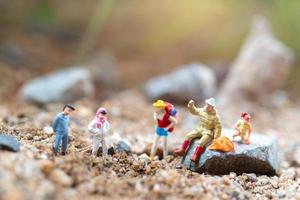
[52,104,75,156]
[174,98,222,162]
[232,112,252,144]
[88,107,110,157]
[150,100,177,160]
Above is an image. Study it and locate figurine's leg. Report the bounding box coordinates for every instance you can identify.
[174,129,200,156]
[198,134,212,148]
[190,134,211,162]
[101,138,108,157]
[245,135,250,144]
[163,136,168,158]
[61,134,68,155]
[92,135,101,156]
[232,131,239,140]
[185,129,202,141]
[150,134,160,160]
[241,133,250,144]
[53,134,63,155]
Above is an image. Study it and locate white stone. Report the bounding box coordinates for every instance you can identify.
[219,15,294,105]
[144,63,217,102]
[20,67,94,104]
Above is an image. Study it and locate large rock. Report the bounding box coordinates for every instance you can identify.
[181,130,278,175]
[144,63,216,103]
[0,134,20,152]
[20,67,94,104]
[219,16,294,105]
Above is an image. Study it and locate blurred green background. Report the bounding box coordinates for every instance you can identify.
[0,0,299,98]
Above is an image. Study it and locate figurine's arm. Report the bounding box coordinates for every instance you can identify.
[234,120,241,134]
[213,115,222,139]
[153,112,157,120]
[52,116,60,133]
[88,120,99,134]
[249,125,252,134]
[246,125,252,140]
[187,100,202,116]
[164,116,177,131]
[102,121,110,134]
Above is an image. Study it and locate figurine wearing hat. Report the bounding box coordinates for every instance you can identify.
[150,100,178,160]
[174,98,222,162]
[88,107,110,157]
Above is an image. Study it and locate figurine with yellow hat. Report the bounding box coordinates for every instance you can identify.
[150,100,178,160]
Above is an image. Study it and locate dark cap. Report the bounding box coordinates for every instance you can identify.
[63,104,76,111]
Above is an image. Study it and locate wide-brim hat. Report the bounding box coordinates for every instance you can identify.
[205,98,216,107]
[152,100,166,108]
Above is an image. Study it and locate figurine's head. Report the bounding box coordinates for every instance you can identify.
[96,107,107,118]
[152,100,166,113]
[241,112,251,122]
[205,98,216,112]
[62,104,75,115]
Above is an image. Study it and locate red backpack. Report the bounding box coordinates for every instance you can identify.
[157,102,177,132]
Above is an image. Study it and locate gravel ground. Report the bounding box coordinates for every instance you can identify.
[0,91,300,200]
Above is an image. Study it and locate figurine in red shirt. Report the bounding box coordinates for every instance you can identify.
[150,100,178,160]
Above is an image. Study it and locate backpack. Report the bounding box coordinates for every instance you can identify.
[164,102,177,117]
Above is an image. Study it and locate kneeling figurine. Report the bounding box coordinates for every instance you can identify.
[232,112,252,144]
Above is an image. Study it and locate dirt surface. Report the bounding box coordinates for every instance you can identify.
[1,5,300,199]
[0,90,300,200]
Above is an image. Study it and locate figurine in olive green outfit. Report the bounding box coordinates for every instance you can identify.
[174,98,222,162]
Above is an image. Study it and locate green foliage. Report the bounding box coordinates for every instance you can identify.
[28,1,56,26]
[271,0,300,57]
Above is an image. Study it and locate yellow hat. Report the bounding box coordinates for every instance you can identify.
[152,100,166,108]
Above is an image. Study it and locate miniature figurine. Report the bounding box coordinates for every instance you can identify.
[150,100,177,160]
[174,98,222,162]
[232,112,252,144]
[52,104,75,156]
[88,107,110,157]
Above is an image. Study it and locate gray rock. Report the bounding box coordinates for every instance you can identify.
[0,44,26,68]
[19,67,94,104]
[181,130,278,175]
[115,140,132,153]
[144,63,216,103]
[219,16,294,105]
[0,134,20,152]
[94,141,131,156]
[104,141,132,155]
